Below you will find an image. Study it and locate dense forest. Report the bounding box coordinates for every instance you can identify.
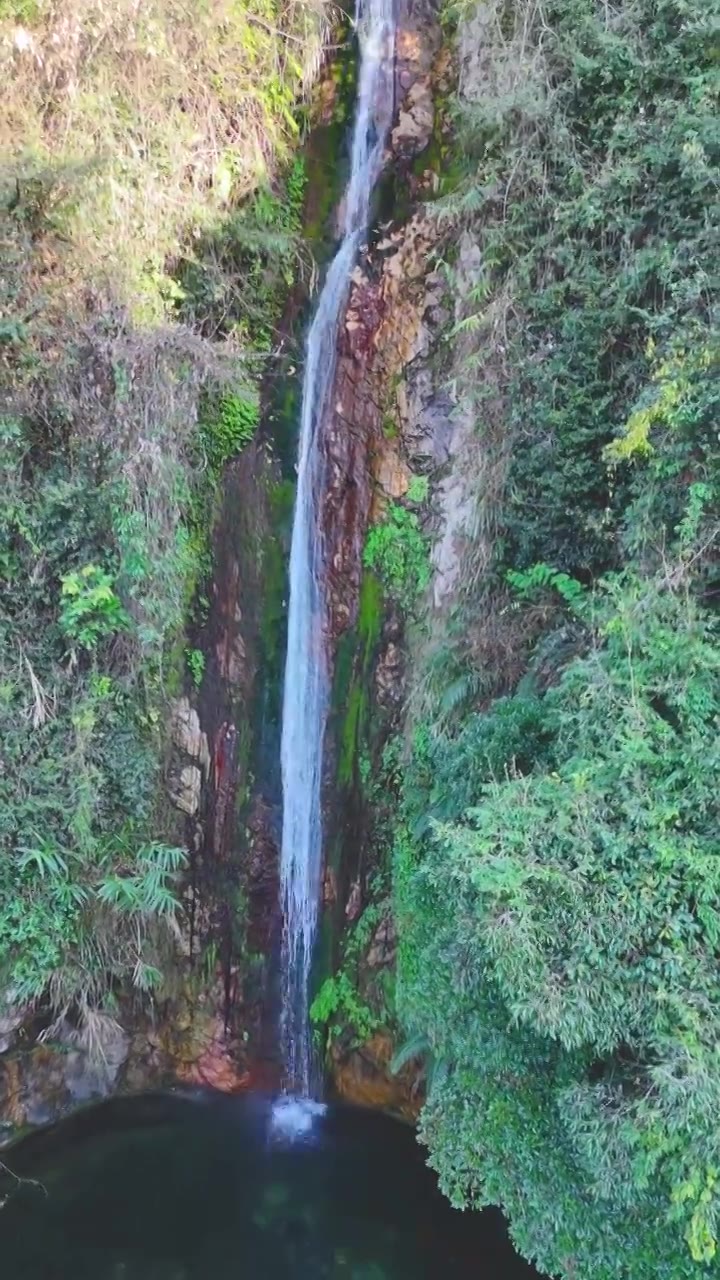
[1,0,719,1277]
[391,1,720,1276]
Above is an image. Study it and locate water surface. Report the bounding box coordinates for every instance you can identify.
[0,1092,538,1279]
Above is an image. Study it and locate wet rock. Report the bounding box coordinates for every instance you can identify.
[169,763,202,816]
[330,1032,422,1123]
[211,721,238,859]
[170,697,210,773]
[366,914,397,969]
[392,78,434,156]
[0,1007,26,1055]
[0,1025,129,1137]
[323,866,338,907]
[246,794,281,956]
[174,1010,250,1094]
[375,640,405,711]
[345,878,362,922]
[214,558,247,686]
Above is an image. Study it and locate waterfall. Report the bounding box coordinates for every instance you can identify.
[279,0,396,1097]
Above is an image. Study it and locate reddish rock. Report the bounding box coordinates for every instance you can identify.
[330,1032,422,1123]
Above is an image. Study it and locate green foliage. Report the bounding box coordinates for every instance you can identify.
[0,0,325,319]
[364,503,430,610]
[0,0,327,1036]
[444,0,719,578]
[97,843,186,921]
[59,565,130,651]
[178,154,311,351]
[397,576,720,1279]
[199,392,259,475]
[506,562,586,611]
[0,422,192,1030]
[0,645,186,1011]
[310,897,395,1051]
[310,971,379,1044]
[406,473,429,504]
[185,647,205,688]
[0,0,39,22]
[396,7,720,1260]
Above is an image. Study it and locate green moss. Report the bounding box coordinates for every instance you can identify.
[0,0,39,17]
[199,392,259,476]
[338,684,366,785]
[358,570,382,650]
[333,570,383,789]
[233,717,253,817]
[302,15,356,248]
[258,535,285,670]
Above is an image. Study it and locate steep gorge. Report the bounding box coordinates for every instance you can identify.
[1,2,719,1278]
[0,0,450,1122]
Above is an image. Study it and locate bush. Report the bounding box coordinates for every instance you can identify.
[441,0,718,579]
[310,971,379,1046]
[364,503,430,610]
[0,0,325,318]
[199,392,259,475]
[59,565,130,652]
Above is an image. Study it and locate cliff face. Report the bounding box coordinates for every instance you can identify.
[0,0,460,1135]
[0,0,329,1135]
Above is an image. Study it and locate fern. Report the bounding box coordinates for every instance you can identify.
[507,562,586,611]
[390,1031,431,1074]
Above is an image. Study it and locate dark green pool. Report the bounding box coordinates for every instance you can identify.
[0,1091,538,1279]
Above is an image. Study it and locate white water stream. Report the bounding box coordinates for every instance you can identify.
[279,0,396,1097]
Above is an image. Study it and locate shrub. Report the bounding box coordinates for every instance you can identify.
[59,565,130,652]
[440,0,718,580]
[397,0,720,1270]
[185,648,206,688]
[0,0,326,318]
[310,971,379,1046]
[364,503,430,610]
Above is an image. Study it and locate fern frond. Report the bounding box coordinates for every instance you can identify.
[390,1032,431,1075]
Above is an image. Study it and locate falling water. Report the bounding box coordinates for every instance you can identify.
[279,0,396,1097]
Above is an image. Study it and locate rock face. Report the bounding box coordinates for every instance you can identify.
[321,0,445,644]
[0,442,277,1138]
[0,1020,129,1140]
[0,0,459,1136]
[330,1032,422,1122]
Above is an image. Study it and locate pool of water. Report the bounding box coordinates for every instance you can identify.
[0,1091,538,1279]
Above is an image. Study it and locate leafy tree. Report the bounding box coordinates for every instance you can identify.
[393,0,720,1269]
[397,577,720,1278]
